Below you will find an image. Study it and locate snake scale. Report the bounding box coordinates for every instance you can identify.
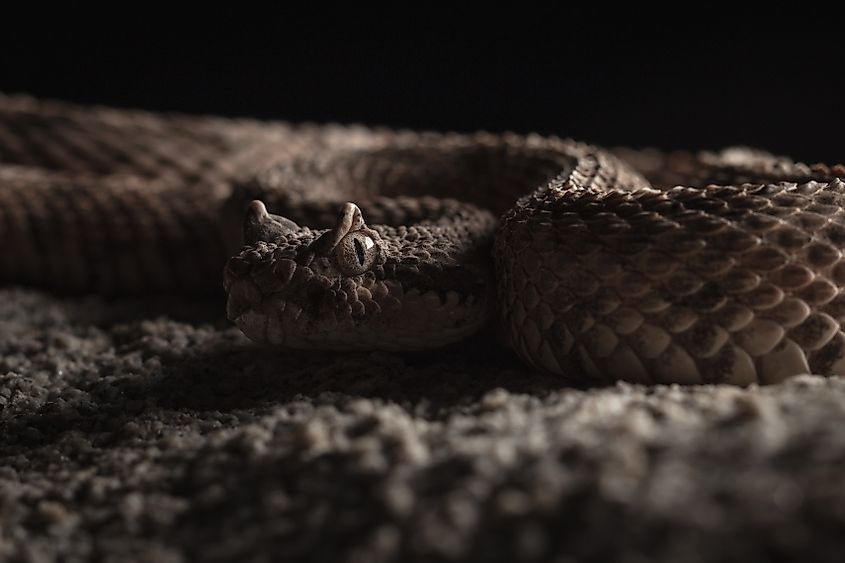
[2,95,844,385]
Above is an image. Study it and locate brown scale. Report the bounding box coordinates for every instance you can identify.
[498,157,845,384]
[3,94,845,384]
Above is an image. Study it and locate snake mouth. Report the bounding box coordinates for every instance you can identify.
[227,289,490,351]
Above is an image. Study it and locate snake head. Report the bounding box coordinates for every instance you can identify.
[224,199,493,351]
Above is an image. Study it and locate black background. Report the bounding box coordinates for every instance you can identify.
[2,18,843,163]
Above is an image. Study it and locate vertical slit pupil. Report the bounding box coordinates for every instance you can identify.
[353,237,366,266]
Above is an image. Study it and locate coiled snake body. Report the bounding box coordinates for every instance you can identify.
[2,95,844,385]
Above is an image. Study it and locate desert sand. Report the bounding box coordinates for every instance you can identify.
[1,288,844,562]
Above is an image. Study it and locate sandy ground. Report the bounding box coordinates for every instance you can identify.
[1,288,845,562]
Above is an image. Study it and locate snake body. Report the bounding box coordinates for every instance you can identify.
[2,95,844,385]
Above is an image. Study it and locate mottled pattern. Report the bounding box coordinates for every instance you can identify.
[499,177,845,384]
[1,94,844,384]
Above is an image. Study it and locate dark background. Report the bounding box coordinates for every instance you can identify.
[2,20,843,163]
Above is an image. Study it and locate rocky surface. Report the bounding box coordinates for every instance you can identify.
[1,287,845,562]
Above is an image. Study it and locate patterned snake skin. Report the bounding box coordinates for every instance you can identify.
[2,95,844,385]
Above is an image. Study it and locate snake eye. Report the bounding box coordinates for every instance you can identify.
[334,231,378,275]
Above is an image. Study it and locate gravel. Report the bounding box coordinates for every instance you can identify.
[1,287,845,562]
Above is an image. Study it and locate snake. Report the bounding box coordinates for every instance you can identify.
[2,94,844,385]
